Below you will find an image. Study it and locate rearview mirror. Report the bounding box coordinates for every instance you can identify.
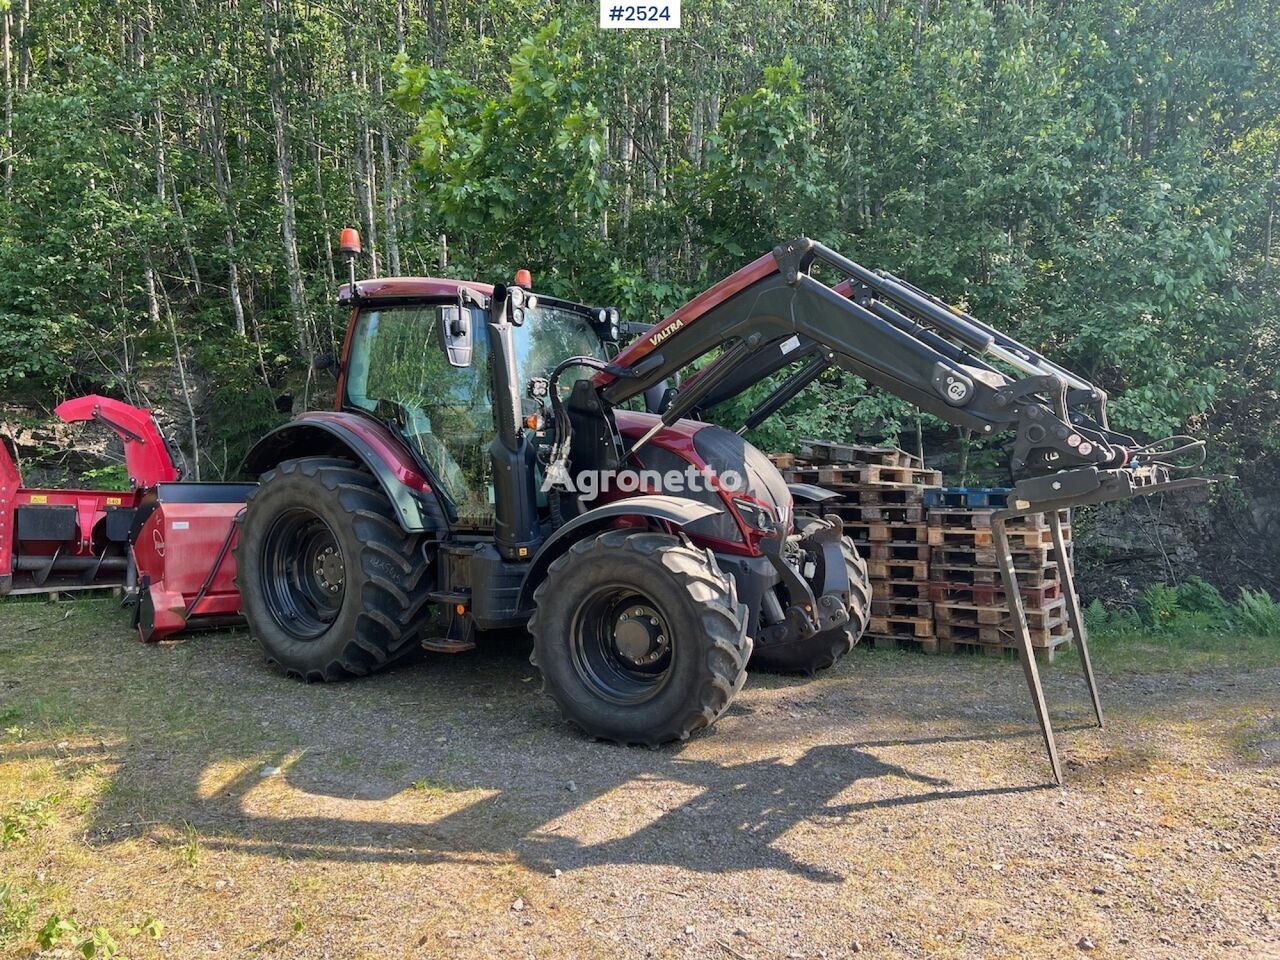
[436,305,472,367]
[312,352,338,377]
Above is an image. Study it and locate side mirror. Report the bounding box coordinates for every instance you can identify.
[312,352,338,377]
[437,305,472,367]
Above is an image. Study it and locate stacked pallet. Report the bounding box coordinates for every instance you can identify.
[925,487,1074,663]
[780,452,942,653]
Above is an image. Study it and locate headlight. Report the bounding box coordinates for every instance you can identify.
[732,498,775,531]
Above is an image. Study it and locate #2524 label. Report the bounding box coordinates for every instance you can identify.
[600,0,680,28]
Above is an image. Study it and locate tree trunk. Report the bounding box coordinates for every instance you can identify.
[373,34,401,276]
[16,0,29,90]
[206,84,248,339]
[152,264,201,480]
[261,0,312,355]
[3,7,12,198]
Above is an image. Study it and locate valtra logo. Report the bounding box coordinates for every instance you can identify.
[648,318,684,347]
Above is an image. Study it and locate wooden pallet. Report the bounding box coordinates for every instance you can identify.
[769,453,808,470]
[831,503,925,523]
[855,504,926,527]
[929,562,1060,587]
[928,579,1063,607]
[927,526,1058,549]
[868,613,934,638]
[867,558,929,582]
[784,464,943,488]
[857,541,930,562]
[934,596,1066,629]
[784,478,928,506]
[872,578,932,600]
[845,520,930,544]
[868,633,940,654]
[930,543,1068,568]
[871,596,933,619]
[936,635,1070,664]
[934,616,1071,647]
[797,439,922,468]
[923,487,1012,509]
[925,507,1071,531]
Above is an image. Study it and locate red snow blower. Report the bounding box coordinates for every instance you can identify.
[0,395,179,597]
[1,394,252,643]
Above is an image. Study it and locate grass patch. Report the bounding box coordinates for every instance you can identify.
[1070,578,1280,673]
[410,777,462,797]
[1076,627,1280,673]
[0,882,35,948]
[0,793,61,848]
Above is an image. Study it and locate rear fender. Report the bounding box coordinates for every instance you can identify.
[517,495,720,611]
[244,412,448,534]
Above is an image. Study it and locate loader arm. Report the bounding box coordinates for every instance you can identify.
[595,238,1148,487]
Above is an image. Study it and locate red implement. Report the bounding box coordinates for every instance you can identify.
[130,483,254,642]
[1,396,180,597]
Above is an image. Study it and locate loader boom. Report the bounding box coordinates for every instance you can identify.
[596,238,1139,484]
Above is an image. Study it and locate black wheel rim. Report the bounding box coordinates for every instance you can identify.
[570,585,675,705]
[260,507,346,641]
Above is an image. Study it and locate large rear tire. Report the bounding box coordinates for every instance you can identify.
[235,458,432,681]
[750,525,870,675]
[529,530,751,745]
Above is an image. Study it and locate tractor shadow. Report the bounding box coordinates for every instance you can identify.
[54,635,1062,884]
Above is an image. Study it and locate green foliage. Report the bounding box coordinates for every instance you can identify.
[395,20,609,291]
[36,913,77,951]
[76,464,132,492]
[33,914,122,959]
[1,793,60,847]
[177,820,201,867]
[1087,581,1280,638]
[1234,588,1280,637]
[0,883,34,947]
[0,0,1275,484]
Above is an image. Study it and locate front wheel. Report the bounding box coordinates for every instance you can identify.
[529,530,751,745]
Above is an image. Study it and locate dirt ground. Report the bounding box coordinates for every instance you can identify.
[1,598,1277,960]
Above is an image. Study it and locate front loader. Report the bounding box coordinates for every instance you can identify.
[174,231,1207,782]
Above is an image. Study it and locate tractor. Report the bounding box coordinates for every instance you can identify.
[130,230,1210,781]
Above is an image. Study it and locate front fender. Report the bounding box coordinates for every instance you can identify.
[244,412,447,534]
[517,495,720,611]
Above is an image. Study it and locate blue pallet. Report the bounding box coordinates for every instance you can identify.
[923,486,1013,509]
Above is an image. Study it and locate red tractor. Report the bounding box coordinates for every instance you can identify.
[130,231,1210,781]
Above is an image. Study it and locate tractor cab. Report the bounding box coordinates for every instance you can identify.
[337,277,614,530]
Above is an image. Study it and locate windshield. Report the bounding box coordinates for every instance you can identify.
[343,299,606,526]
[511,301,608,410]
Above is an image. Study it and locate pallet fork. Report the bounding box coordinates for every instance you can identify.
[992,469,1213,783]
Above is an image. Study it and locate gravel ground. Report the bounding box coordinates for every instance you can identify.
[1,598,1277,959]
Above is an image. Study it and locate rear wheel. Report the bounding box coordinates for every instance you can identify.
[235,458,433,681]
[750,523,870,675]
[529,530,751,744]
